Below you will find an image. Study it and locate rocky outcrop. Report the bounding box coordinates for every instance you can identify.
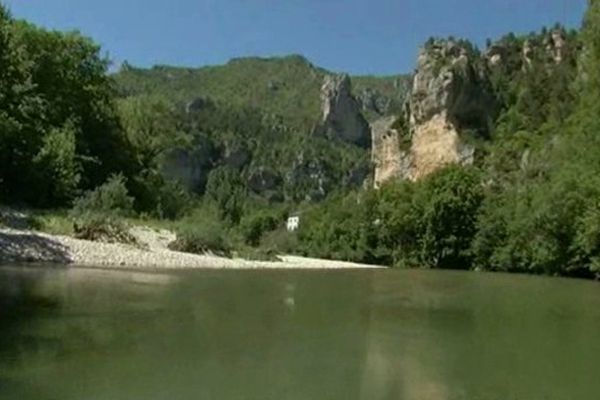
[371,116,407,187]
[372,39,495,185]
[405,113,475,181]
[485,28,571,71]
[318,74,371,148]
[285,155,329,202]
[545,29,568,64]
[357,88,391,115]
[161,136,216,193]
[409,40,495,130]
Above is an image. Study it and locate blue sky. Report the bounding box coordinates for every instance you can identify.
[3,0,587,75]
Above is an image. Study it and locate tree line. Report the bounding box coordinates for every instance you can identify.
[2,1,600,279]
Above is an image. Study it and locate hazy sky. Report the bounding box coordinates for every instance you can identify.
[3,0,587,75]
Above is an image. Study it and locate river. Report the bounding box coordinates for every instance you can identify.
[0,265,598,399]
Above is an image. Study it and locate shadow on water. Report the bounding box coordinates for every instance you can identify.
[0,271,62,362]
[0,231,72,264]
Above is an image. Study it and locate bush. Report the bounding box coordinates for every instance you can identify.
[235,247,280,262]
[70,175,136,244]
[297,191,379,264]
[239,209,280,246]
[73,213,137,245]
[131,171,192,219]
[261,228,299,255]
[155,180,192,220]
[71,174,134,218]
[32,121,82,206]
[168,205,232,257]
[205,166,247,225]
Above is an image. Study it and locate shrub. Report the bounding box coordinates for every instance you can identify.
[32,121,81,206]
[205,166,247,225]
[155,180,192,220]
[71,174,134,218]
[239,209,280,246]
[73,213,137,245]
[168,205,232,257]
[297,191,379,264]
[261,228,299,255]
[131,171,192,219]
[235,247,280,262]
[70,175,136,244]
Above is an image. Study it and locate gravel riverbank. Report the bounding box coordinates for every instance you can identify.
[0,227,383,270]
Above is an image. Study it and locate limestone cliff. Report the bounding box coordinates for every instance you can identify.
[318,74,371,148]
[371,116,406,187]
[372,39,494,185]
[484,28,572,72]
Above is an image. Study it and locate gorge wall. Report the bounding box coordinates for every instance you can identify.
[372,28,572,187]
[317,74,372,148]
[373,39,495,186]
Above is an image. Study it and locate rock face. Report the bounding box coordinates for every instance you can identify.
[161,136,216,193]
[318,74,371,148]
[485,28,571,71]
[357,88,391,115]
[161,148,211,192]
[371,116,406,187]
[409,40,495,132]
[548,30,567,63]
[372,39,495,185]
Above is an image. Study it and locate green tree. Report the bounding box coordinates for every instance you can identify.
[12,21,135,191]
[389,166,483,269]
[32,120,81,205]
[205,166,247,224]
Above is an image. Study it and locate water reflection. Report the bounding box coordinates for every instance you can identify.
[0,268,62,365]
[0,267,599,400]
[358,271,600,400]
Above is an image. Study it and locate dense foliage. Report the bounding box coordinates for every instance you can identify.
[0,12,133,206]
[114,55,410,129]
[297,7,600,279]
[70,175,137,244]
[3,0,600,279]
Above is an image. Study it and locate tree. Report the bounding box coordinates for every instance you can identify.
[12,21,135,191]
[205,166,247,225]
[32,120,81,205]
[378,167,483,269]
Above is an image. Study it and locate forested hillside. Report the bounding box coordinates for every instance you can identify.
[299,18,600,279]
[2,0,600,279]
[114,55,410,128]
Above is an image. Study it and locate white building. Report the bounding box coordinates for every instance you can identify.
[286,216,300,232]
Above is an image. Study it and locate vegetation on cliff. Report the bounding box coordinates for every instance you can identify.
[299,5,600,279]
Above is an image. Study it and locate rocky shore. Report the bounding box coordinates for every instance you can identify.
[0,227,382,270]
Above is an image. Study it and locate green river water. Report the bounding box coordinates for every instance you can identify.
[0,265,598,400]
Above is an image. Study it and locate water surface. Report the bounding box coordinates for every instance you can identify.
[0,266,598,400]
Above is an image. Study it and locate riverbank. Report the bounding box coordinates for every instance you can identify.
[0,227,383,270]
